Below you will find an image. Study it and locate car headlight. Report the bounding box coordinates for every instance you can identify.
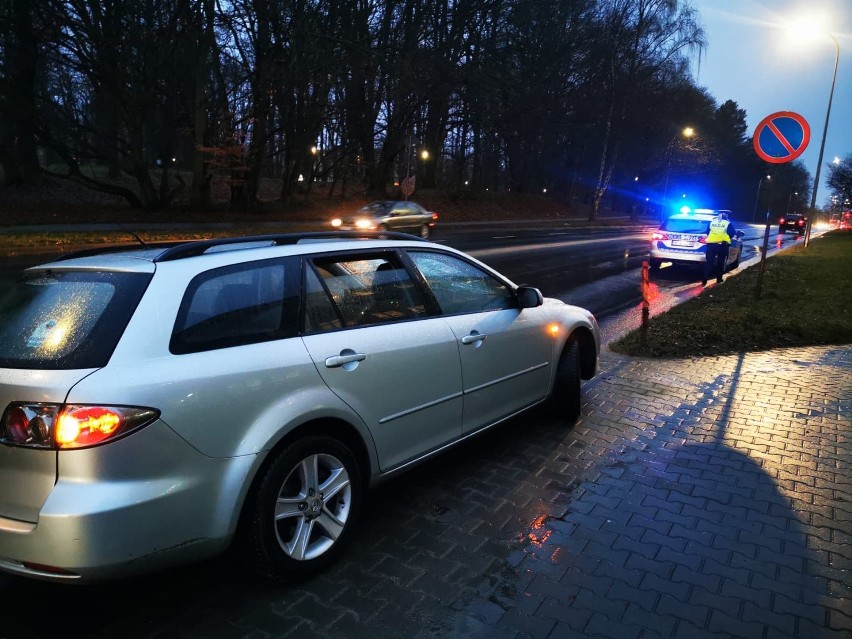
[330,218,342,227]
[355,219,376,229]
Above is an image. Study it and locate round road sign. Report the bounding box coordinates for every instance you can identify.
[753,111,810,164]
[401,176,415,197]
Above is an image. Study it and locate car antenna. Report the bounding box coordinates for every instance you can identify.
[116,222,148,249]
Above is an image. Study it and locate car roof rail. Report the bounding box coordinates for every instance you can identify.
[53,241,186,262]
[154,231,426,262]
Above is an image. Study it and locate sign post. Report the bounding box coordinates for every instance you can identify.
[752,111,811,297]
[756,210,773,299]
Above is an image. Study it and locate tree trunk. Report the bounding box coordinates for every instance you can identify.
[190,0,215,208]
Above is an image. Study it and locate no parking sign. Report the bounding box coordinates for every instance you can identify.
[753,111,810,164]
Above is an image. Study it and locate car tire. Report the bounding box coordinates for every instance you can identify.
[378,224,389,234]
[545,338,581,423]
[241,436,363,580]
[419,224,430,239]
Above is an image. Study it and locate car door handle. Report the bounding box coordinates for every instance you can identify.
[325,352,367,368]
[461,332,487,345]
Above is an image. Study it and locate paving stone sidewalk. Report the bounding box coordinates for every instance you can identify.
[7,344,849,639]
[118,343,849,639]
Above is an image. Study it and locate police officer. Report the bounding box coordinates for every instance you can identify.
[703,211,736,286]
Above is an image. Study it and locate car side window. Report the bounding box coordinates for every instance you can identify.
[408,251,516,315]
[303,264,343,333]
[171,258,299,354]
[306,254,427,329]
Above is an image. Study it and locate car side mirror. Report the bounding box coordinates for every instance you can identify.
[516,286,543,309]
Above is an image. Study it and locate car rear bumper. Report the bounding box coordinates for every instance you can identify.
[0,421,257,583]
[650,244,707,264]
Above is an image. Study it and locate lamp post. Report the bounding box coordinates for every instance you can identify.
[804,32,839,247]
[753,175,771,223]
[787,191,799,214]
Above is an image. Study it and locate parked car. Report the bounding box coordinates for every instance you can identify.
[331,201,437,238]
[0,232,599,583]
[778,213,807,235]
[649,208,744,272]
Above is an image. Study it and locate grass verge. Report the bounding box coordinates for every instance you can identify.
[0,224,323,253]
[610,230,852,357]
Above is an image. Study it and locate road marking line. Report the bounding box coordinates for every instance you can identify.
[470,233,644,259]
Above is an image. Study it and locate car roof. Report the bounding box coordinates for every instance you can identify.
[663,212,716,222]
[663,208,733,221]
[30,232,435,272]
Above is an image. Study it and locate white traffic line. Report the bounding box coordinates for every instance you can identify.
[470,233,645,259]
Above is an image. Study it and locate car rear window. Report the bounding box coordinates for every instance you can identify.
[0,271,152,369]
[661,219,711,234]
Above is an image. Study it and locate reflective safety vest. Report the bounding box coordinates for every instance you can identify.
[706,218,731,244]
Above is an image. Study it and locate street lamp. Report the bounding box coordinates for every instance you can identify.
[802,30,840,247]
[787,191,799,214]
[753,174,771,223]
[662,127,696,218]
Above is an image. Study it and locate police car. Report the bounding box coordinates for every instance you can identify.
[649,208,744,271]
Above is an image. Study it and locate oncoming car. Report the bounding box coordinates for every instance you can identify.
[330,201,437,239]
[0,232,599,583]
[649,208,744,272]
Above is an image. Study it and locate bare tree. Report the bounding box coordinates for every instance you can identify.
[585,0,705,220]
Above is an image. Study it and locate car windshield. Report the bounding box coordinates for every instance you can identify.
[0,270,151,370]
[358,202,393,214]
[661,219,711,234]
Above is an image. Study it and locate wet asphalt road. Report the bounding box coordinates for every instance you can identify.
[0,223,809,320]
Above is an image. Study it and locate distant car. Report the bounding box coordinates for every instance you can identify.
[331,201,437,239]
[779,213,807,235]
[0,232,599,583]
[649,208,744,272]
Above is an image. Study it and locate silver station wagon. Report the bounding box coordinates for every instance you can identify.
[0,233,599,583]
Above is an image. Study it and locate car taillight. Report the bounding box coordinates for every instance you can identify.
[652,232,668,240]
[0,403,159,450]
[779,217,785,224]
[698,236,707,244]
[431,212,438,221]
[798,219,804,225]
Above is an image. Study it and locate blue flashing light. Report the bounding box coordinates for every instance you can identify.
[680,206,692,214]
